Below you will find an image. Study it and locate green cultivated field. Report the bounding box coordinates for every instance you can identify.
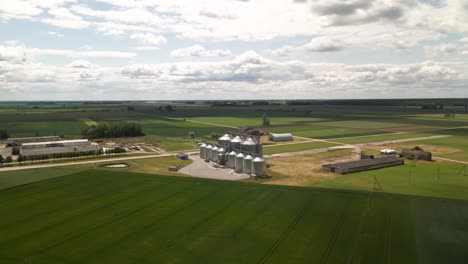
[0,170,467,263]
[263,141,338,155]
[316,162,468,200]
[1,102,468,151]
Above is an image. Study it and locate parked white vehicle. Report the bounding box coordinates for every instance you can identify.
[380,149,396,155]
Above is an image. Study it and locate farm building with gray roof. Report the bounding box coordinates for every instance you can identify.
[322,156,404,174]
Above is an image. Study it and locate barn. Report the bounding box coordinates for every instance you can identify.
[322,156,404,174]
[400,149,432,161]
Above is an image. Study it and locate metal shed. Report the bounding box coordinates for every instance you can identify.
[400,149,432,161]
[322,156,404,174]
[268,133,293,142]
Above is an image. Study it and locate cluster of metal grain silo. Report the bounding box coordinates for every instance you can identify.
[198,132,267,177]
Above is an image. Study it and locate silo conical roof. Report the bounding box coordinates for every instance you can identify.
[219,134,232,141]
[242,137,256,145]
[231,136,242,143]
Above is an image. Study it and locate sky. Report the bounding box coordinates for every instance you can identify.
[0,0,467,101]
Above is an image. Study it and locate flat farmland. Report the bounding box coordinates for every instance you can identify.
[0,170,467,263]
[315,161,468,200]
[263,141,338,155]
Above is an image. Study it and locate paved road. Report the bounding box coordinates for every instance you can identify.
[179,156,250,181]
[0,152,198,172]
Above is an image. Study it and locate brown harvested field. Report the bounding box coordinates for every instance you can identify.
[264,149,354,187]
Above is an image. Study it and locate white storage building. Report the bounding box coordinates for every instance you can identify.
[20,139,100,157]
[268,133,293,142]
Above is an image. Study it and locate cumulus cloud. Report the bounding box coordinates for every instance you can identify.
[270,37,343,57]
[303,0,413,26]
[41,7,89,29]
[130,33,167,46]
[171,45,232,57]
[1,46,466,100]
[426,43,468,59]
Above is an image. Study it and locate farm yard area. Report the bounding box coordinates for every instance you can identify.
[1,99,468,263]
[0,170,467,263]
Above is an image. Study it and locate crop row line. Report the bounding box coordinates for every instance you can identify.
[136,188,257,264]
[76,185,227,263]
[28,183,190,257]
[320,199,352,264]
[257,194,316,264]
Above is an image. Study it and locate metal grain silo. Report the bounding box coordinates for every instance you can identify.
[241,137,257,154]
[217,147,225,165]
[199,143,207,159]
[230,136,242,152]
[205,144,212,160]
[243,155,253,174]
[227,151,237,168]
[211,146,219,163]
[218,134,232,147]
[252,157,266,177]
[235,153,245,173]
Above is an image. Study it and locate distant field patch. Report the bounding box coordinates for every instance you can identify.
[263,142,338,155]
[80,118,98,126]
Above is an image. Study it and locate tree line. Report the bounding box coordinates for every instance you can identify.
[81,122,144,139]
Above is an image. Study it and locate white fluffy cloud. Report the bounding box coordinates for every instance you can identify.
[171,45,232,57]
[1,1,467,100]
[130,33,167,46]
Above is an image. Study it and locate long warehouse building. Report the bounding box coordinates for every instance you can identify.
[322,156,404,174]
[20,139,100,157]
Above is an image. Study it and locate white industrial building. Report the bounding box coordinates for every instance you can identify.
[20,139,99,157]
[268,133,293,142]
[6,136,61,146]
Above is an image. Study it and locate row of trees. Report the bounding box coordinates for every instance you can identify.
[82,122,144,139]
[0,147,127,165]
[0,155,13,164]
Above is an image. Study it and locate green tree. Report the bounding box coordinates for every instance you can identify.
[17,155,24,163]
[412,146,424,151]
[0,129,9,139]
[4,156,12,163]
[262,113,270,127]
[164,105,174,112]
[0,155,4,163]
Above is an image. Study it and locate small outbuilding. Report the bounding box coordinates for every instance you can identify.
[322,156,404,174]
[400,149,432,161]
[268,133,293,142]
[177,153,189,160]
